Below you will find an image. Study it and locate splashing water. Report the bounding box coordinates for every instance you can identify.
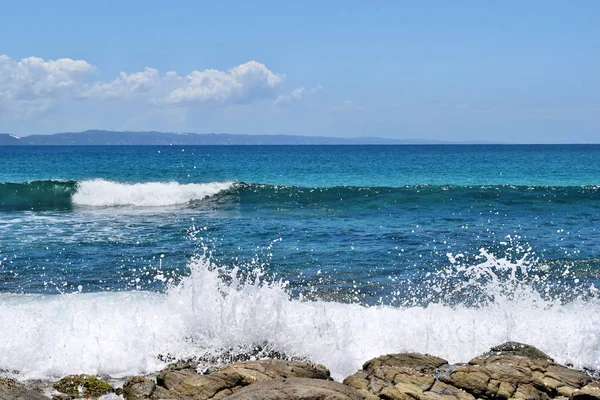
[2,248,600,381]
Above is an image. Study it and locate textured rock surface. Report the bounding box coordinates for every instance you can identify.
[123,376,157,399]
[125,359,332,399]
[344,343,596,400]
[343,352,461,400]
[7,342,599,400]
[222,378,366,400]
[0,378,49,400]
[441,343,592,400]
[571,381,600,400]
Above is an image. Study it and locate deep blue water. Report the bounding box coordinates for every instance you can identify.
[1,145,599,303]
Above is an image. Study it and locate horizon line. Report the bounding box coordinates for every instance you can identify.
[1,130,599,145]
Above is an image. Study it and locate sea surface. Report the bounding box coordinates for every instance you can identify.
[0,144,599,381]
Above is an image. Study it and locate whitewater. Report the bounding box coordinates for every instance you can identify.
[72,179,235,207]
[2,253,600,381]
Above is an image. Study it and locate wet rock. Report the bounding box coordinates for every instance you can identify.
[473,342,554,363]
[439,342,592,400]
[222,377,366,400]
[344,343,596,400]
[214,359,331,382]
[140,359,331,399]
[52,374,113,398]
[571,382,600,400]
[362,353,449,374]
[123,376,156,400]
[0,378,50,400]
[158,342,300,368]
[343,352,463,400]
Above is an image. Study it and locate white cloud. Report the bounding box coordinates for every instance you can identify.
[85,67,160,100]
[84,60,285,106]
[275,85,323,105]
[160,61,284,105]
[0,55,95,118]
[0,55,291,120]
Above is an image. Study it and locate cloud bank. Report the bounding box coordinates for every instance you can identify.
[0,55,295,119]
[0,55,94,118]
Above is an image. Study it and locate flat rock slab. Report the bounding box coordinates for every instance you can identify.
[124,359,332,399]
[222,378,366,400]
[0,378,49,400]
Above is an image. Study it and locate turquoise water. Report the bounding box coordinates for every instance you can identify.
[2,145,600,186]
[1,145,600,380]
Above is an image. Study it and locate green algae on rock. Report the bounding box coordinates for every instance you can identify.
[52,375,113,398]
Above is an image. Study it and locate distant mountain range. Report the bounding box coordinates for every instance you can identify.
[0,130,490,145]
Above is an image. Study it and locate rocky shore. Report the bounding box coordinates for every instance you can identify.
[3,342,600,400]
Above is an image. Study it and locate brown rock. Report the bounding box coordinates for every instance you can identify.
[0,378,50,400]
[571,382,600,400]
[344,343,596,400]
[216,359,331,382]
[155,367,244,399]
[123,376,156,400]
[362,353,448,374]
[423,380,479,400]
[135,359,332,399]
[222,377,366,400]
[439,343,592,400]
[343,352,467,400]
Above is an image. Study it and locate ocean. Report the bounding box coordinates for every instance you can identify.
[0,144,599,381]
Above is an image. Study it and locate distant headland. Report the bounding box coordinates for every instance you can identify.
[0,130,494,145]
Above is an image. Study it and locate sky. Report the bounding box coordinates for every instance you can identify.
[0,1,598,143]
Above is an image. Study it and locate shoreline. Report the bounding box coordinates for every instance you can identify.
[3,341,600,400]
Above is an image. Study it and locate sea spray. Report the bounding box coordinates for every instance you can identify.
[2,251,600,381]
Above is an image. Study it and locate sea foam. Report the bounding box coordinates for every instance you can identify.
[72,180,234,207]
[1,255,600,381]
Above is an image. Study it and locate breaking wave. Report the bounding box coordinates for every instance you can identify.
[1,180,599,211]
[1,251,600,381]
[72,180,235,207]
[0,180,235,210]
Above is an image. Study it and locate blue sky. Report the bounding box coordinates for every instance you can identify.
[0,1,598,142]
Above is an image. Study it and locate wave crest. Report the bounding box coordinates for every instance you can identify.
[2,181,599,211]
[72,179,235,207]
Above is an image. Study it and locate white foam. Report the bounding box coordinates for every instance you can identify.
[72,180,234,207]
[1,256,600,381]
